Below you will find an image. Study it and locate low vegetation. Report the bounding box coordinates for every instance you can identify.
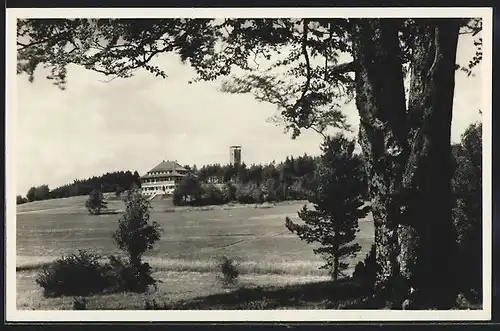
[35,188,163,298]
[352,244,378,290]
[451,122,483,302]
[23,170,141,203]
[112,189,163,292]
[23,123,482,310]
[173,154,319,207]
[35,250,112,297]
[85,189,108,215]
[217,256,240,287]
[16,195,28,205]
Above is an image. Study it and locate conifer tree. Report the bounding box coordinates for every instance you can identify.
[286,134,370,280]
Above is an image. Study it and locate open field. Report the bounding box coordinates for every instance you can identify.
[16,195,374,310]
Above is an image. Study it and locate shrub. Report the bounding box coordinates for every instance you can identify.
[172,188,184,206]
[112,189,162,292]
[105,255,157,293]
[35,250,111,297]
[217,256,239,287]
[115,186,125,197]
[352,244,378,288]
[16,195,28,205]
[85,188,107,215]
[222,183,237,203]
[172,174,203,206]
[73,297,88,310]
[201,184,225,205]
[144,299,172,310]
[451,122,482,297]
[236,183,263,204]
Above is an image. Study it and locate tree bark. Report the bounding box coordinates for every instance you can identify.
[350,18,461,308]
[402,19,461,308]
[333,238,340,281]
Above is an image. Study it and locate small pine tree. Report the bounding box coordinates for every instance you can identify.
[286,134,370,280]
[85,188,107,215]
[113,189,162,269]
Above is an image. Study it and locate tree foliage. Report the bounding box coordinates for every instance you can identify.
[17,17,483,308]
[172,173,203,206]
[17,18,481,136]
[451,122,482,299]
[113,189,162,267]
[26,184,51,202]
[286,134,370,280]
[26,186,36,202]
[16,195,28,205]
[50,170,141,199]
[84,188,108,215]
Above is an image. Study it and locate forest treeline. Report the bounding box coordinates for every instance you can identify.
[174,153,368,206]
[17,171,141,204]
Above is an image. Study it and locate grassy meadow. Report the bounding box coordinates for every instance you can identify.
[16,195,374,310]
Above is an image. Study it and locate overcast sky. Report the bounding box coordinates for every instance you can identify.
[15,31,483,195]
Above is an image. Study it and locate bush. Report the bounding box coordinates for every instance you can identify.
[352,244,378,288]
[115,186,125,197]
[217,256,239,287]
[451,122,482,297]
[222,183,237,203]
[105,255,157,293]
[35,251,160,297]
[112,189,162,291]
[35,250,111,297]
[16,195,28,205]
[37,190,163,298]
[172,174,203,206]
[236,183,263,204]
[201,184,225,205]
[73,297,88,310]
[172,188,184,206]
[85,188,107,215]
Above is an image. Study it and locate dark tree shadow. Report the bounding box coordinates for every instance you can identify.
[98,210,120,215]
[147,279,377,310]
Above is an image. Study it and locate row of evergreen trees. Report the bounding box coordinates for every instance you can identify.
[173,154,333,206]
[17,171,142,204]
[173,156,322,206]
[17,155,323,205]
[191,154,318,186]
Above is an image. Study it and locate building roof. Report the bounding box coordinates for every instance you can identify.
[141,160,188,179]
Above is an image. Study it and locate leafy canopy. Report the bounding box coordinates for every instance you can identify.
[17,18,482,138]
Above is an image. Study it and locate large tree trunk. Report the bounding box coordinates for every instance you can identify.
[402,19,461,308]
[351,18,461,309]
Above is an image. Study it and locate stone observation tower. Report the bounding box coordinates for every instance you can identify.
[229,145,242,166]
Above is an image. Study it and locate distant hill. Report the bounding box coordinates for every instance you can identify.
[18,171,142,204]
[49,170,141,199]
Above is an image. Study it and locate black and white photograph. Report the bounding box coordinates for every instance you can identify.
[6,7,492,322]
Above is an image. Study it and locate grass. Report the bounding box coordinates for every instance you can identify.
[162,278,371,310]
[16,196,375,310]
[16,269,332,310]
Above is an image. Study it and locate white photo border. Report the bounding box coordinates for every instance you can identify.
[5,6,493,322]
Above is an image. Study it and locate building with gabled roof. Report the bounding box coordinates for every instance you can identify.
[140,160,189,196]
